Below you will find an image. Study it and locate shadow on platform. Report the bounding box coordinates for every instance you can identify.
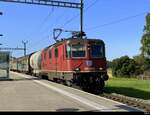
[0,77,12,81]
[56,108,80,112]
[11,77,41,81]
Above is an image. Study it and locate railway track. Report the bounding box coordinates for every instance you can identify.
[101,93,150,112]
[70,83,150,112]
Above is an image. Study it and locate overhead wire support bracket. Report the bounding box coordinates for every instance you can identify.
[0,48,25,51]
[0,0,81,9]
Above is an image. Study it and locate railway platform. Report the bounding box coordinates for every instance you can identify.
[0,71,143,112]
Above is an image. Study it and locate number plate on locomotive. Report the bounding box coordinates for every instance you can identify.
[86,60,92,67]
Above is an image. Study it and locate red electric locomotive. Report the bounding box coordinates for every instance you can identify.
[38,37,109,93]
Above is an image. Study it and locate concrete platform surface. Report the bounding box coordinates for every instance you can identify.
[0,71,142,112]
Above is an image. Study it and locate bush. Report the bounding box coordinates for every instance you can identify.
[110,55,150,78]
[134,55,150,74]
[111,56,136,77]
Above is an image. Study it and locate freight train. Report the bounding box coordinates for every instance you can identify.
[10,36,109,93]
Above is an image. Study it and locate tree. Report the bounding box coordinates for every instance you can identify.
[111,56,136,77]
[141,13,150,57]
[133,55,150,75]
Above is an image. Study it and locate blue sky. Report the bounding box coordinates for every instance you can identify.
[0,0,150,60]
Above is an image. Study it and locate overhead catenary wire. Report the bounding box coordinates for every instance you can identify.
[27,7,55,49]
[26,1,149,55]
[27,0,86,48]
[85,0,99,11]
[29,1,148,50]
[39,9,67,37]
[60,0,100,28]
[27,1,87,50]
[27,35,50,55]
[37,7,55,32]
[29,0,100,43]
[25,7,55,40]
[85,11,148,31]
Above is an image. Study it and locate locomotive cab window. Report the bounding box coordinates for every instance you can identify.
[71,44,86,58]
[91,44,104,58]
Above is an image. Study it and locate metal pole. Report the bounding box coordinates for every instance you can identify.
[6,52,10,79]
[0,12,2,44]
[22,41,28,56]
[0,34,3,46]
[80,0,83,39]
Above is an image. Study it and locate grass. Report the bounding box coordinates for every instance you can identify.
[107,69,113,78]
[105,77,150,100]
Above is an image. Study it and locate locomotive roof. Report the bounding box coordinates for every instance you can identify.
[60,38,104,43]
[44,38,105,50]
[13,38,105,60]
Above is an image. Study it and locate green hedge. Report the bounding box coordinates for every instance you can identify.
[109,55,150,78]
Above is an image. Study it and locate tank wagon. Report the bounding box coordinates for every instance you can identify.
[11,37,109,93]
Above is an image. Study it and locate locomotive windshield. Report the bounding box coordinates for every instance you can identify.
[91,45,104,58]
[71,44,86,58]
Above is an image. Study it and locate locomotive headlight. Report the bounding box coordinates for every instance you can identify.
[75,68,80,71]
[99,67,103,71]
